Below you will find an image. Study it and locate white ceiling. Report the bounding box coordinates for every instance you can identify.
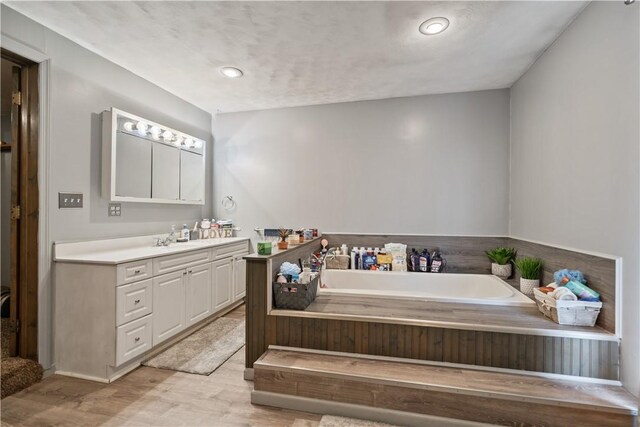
[7,1,587,114]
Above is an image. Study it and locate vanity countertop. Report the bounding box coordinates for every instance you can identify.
[54,235,250,265]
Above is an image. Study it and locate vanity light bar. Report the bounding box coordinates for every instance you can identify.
[119,117,204,150]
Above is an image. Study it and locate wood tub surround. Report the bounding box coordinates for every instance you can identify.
[323,233,618,333]
[245,234,620,381]
[245,236,322,373]
[253,348,638,427]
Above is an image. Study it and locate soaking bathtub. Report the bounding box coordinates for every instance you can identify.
[319,269,535,307]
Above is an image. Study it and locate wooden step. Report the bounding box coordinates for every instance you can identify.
[253,347,638,427]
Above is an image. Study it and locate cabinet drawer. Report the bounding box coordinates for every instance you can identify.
[117,259,153,286]
[153,249,211,276]
[213,242,248,260]
[116,314,153,366]
[116,279,153,326]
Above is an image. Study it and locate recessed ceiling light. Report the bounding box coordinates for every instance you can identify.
[219,67,244,78]
[419,17,450,35]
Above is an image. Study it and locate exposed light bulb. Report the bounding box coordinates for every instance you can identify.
[162,130,174,141]
[174,135,184,146]
[123,121,135,132]
[184,138,194,147]
[194,140,203,149]
[135,121,148,135]
[149,126,161,139]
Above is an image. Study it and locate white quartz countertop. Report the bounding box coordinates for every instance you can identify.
[54,235,250,265]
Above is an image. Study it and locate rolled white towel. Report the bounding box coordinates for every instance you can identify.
[550,287,577,301]
[547,282,558,289]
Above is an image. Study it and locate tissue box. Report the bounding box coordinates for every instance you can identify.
[533,288,602,327]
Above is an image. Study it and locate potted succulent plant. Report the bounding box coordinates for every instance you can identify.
[485,247,517,279]
[277,227,291,250]
[514,257,544,296]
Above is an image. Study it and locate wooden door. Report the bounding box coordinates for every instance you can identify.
[233,257,246,300]
[185,263,212,326]
[0,59,21,357]
[152,270,185,346]
[1,50,39,360]
[212,258,232,311]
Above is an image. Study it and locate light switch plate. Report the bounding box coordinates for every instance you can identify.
[108,203,122,217]
[59,192,83,209]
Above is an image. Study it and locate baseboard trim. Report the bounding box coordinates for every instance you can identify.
[55,371,110,384]
[244,368,254,381]
[251,390,491,427]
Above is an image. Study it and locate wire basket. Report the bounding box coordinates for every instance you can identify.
[533,288,602,327]
[273,275,320,310]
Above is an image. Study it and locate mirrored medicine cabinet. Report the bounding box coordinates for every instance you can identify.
[102,108,206,205]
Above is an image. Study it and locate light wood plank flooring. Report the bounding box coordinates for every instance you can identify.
[0,305,322,427]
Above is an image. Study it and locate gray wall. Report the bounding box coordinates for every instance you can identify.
[510,2,639,395]
[213,89,510,238]
[1,5,213,369]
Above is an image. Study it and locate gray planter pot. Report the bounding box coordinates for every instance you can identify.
[491,263,512,279]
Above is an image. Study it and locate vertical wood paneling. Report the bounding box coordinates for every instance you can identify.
[246,251,618,379]
[259,314,618,379]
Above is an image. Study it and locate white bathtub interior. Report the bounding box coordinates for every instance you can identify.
[319,269,535,307]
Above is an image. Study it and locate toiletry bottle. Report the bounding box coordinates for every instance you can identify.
[359,247,365,270]
[561,277,600,300]
[410,249,420,272]
[419,249,429,272]
[341,244,348,258]
[351,247,357,269]
[430,251,445,273]
[181,224,190,241]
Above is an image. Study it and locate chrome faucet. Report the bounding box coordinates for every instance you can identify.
[154,225,177,247]
[313,247,339,267]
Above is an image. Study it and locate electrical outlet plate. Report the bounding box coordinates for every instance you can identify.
[59,192,83,209]
[108,203,122,217]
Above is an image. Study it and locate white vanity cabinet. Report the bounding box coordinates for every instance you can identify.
[153,270,186,346]
[212,258,233,311]
[54,237,249,383]
[234,256,247,300]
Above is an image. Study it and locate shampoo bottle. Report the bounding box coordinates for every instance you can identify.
[430,251,445,273]
[350,247,358,270]
[180,224,190,241]
[419,249,429,272]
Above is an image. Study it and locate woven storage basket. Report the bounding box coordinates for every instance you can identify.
[533,288,602,327]
[325,255,350,270]
[273,275,320,310]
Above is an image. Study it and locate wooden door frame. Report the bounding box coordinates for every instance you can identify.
[2,48,39,360]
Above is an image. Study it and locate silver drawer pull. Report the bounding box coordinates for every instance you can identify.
[134,299,141,304]
[134,269,141,274]
[134,337,140,342]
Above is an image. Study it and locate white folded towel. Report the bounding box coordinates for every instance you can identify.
[550,287,577,301]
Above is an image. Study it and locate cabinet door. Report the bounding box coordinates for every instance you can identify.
[152,270,186,346]
[212,258,233,311]
[186,263,212,327]
[233,257,247,300]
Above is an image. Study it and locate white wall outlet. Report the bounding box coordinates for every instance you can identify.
[108,203,122,217]
[58,192,83,208]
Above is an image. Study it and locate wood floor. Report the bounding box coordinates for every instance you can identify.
[0,305,322,427]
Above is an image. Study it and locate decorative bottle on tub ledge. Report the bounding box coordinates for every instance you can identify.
[430,251,446,273]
